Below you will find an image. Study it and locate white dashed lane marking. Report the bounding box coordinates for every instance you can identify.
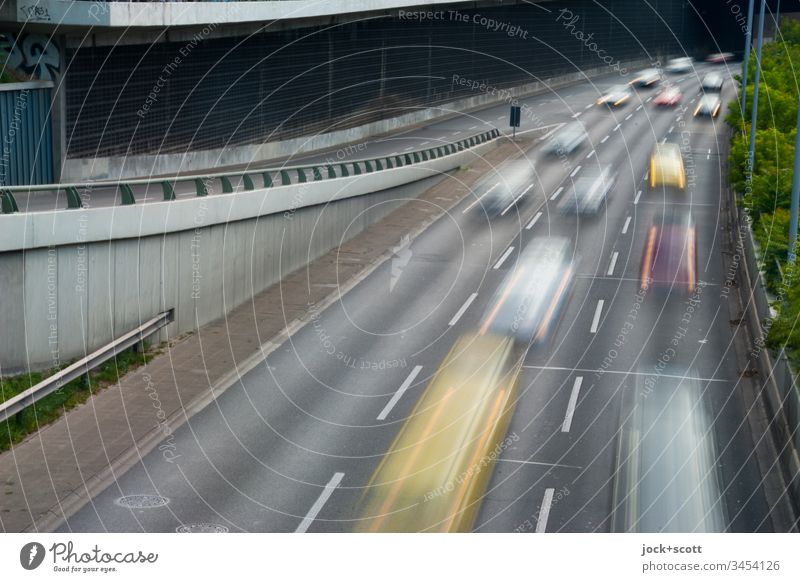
[590,300,605,333]
[561,376,584,433]
[449,293,478,326]
[493,246,515,269]
[377,366,424,420]
[607,252,619,276]
[295,473,345,533]
[526,212,543,230]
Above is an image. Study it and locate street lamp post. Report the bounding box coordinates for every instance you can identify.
[741,0,755,117]
[747,0,767,176]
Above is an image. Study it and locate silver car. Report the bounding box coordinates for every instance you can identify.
[665,57,693,74]
[701,73,724,92]
[631,68,661,87]
[472,159,534,216]
[558,166,617,215]
[480,237,574,345]
[544,121,587,156]
[597,84,633,106]
[694,94,721,118]
[612,371,727,532]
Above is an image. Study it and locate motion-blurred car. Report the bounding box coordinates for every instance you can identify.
[630,68,661,87]
[649,143,686,190]
[694,94,721,118]
[654,86,683,106]
[640,210,697,295]
[706,52,734,64]
[558,166,617,215]
[665,57,693,74]
[597,84,633,107]
[701,72,724,92]
[480,237,574,346]
[355,332,521,532]
[470,159,533,216]
[544,121,587,156]
[612,371,726,532]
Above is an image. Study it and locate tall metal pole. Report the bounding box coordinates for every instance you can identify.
[776,0,781,29]
[747,0,766,176]
[788,96,800,264]
[741,0,756,117]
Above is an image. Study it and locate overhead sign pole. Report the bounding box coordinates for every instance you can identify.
[510,105,521,140]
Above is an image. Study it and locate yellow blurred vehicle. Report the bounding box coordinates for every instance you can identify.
[355,333,521,532]
[649,143,685,190]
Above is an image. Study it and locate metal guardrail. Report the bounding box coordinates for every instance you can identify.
[735,203,800,515]
[0,310,173,423]
[0,129,501,214]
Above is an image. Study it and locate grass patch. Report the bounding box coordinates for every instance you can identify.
[0,345,158,452]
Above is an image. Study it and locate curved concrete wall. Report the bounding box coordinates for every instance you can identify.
[0,141,493,374]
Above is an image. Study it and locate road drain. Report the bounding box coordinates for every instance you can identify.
[176,523,229,533]
[115,495,170,509]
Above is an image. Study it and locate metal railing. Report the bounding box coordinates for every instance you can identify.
[0,129,500,214]
[0,310,173,423]
[735,201,800,513]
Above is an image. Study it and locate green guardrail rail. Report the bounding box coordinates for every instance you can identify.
[0,129,501,214]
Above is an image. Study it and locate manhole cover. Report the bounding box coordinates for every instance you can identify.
[176,523,229,533]
[116,495,170,509]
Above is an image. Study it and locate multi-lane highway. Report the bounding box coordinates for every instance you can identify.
[59,62,786,533]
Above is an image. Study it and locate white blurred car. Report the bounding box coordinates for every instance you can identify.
[612,371,726,532]
[694,94,722,118]
[471,160,533,216]
[665,57,693,74]
[701,72,724,92]
[597,84,633,107]
[544,121,587,156]
[558,166,617,215]
[631,68,661,87]
[480,237,574,345]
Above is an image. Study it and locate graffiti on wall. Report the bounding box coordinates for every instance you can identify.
[1,32,60,81]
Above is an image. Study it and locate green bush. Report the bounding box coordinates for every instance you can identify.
[729,19,800,360]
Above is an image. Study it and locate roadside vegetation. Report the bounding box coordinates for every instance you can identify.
[0,346,156,452]
[727,18,800,360]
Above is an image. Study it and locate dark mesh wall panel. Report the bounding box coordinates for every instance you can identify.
[64,0,696,158]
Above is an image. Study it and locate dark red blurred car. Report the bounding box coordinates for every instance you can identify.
[706,52,734,64]
[654,87,683,107]
[640,212,697,295]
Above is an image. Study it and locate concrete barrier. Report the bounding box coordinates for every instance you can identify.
[0,138,496,374]
[734,200,800,513]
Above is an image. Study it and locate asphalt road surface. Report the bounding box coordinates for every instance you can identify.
[60,62,783,533]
